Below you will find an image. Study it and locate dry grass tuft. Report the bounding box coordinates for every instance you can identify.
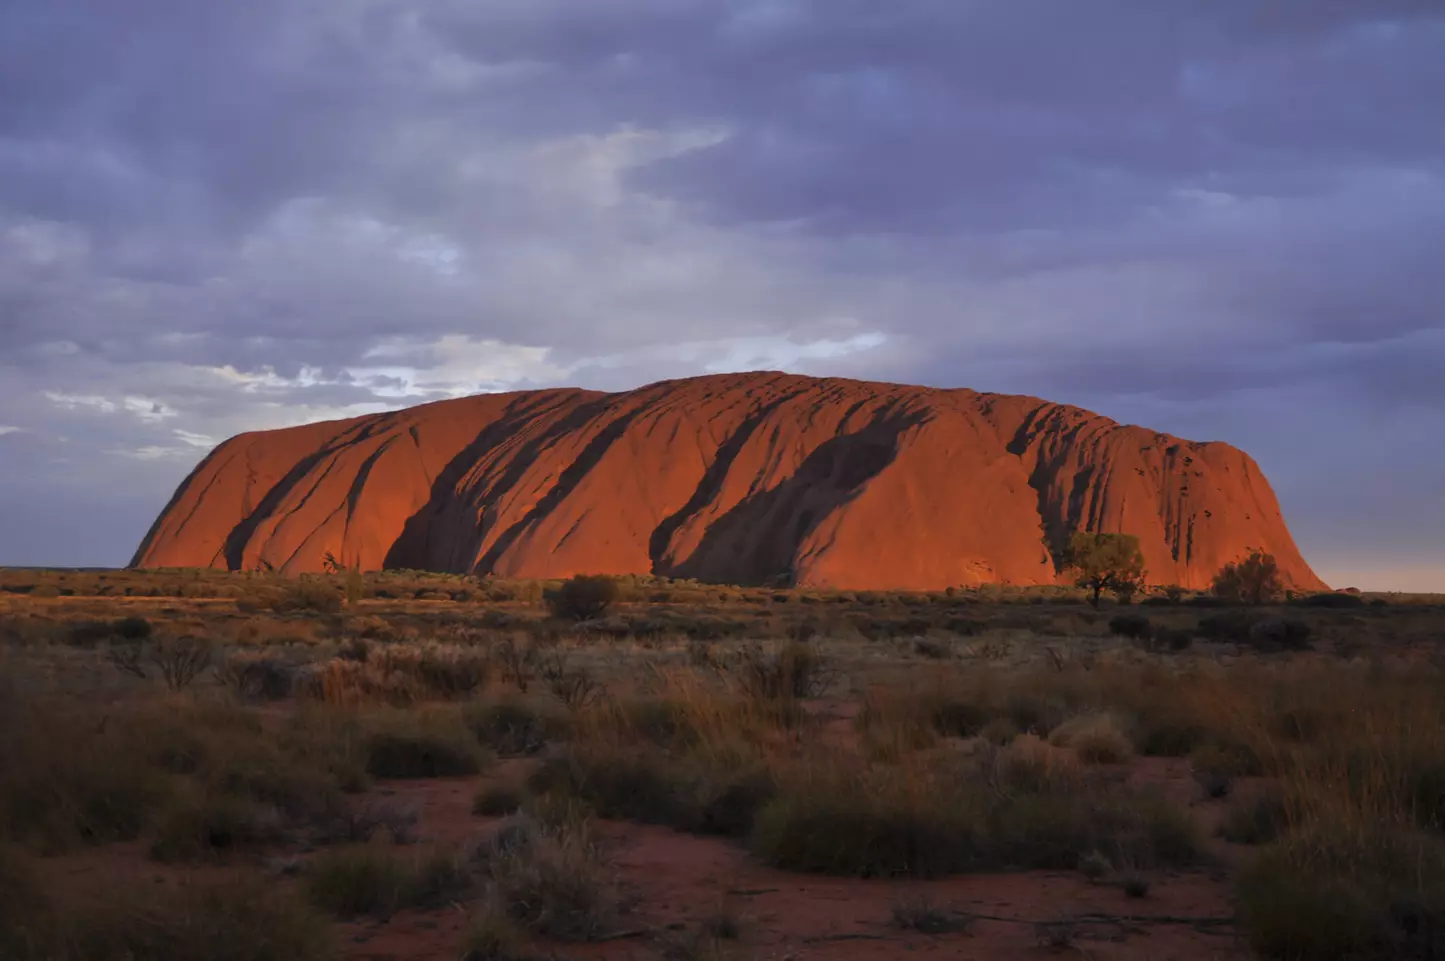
[1047,712,1135,763]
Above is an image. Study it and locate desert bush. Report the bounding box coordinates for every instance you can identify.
[1212,551,1284,605]
[544,575,619,622]
[1198,611,1261,644]
[105,637,149,679]
[1107,613,1152,640]
[66,878,333,961]
[406,850,473,909]
[151,635,215,691]
[750,774,982,878]
[474,784,526,817]
[364,715,489,779]
[1246,616,1313,652]
[1297,591,1366,609]
[1239,826,1445,961]
[459,905,531,961]
[305,845,413,919]
[399,643,492,698]
[992,735,1085,796]
[1048,713,1134,764]
[987,789,1197,872]
[113,615,153,640]
[528,741,773,839]
[1132,713,1206,757]
[476,817,619,941]
[466,698,556,756]
[149,792,284,862]
[751,747,1195,879]
[979,717,1020,746]
[607,696,698,746]
[1149,625,1194,652]
[270,580,343,614]
[496,635,538,692]
[529,749,686,826]
[0,713,168,851]
[218,653,296,701]
[912,636,952,659]
[1221,791,1288,845]
[729,641,835,702]
[1190,742,1253,798]
[536,649,603,711]
[690,768,778,838]
[297,643,490,705]
[123,703,355,828]
[67,618,124,646]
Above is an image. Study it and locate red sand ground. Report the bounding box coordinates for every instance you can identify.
[133,371,1324,593]
[42,755,1255,960]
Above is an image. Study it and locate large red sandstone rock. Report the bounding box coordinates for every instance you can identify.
[132,372,1326,592]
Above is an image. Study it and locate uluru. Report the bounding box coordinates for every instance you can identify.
[132,371,1326,592]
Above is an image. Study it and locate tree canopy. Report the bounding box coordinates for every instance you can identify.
[1212,551,1284,605]
[1063,532,1147,607]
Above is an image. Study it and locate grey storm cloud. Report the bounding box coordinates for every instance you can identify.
[0,0,1442,588]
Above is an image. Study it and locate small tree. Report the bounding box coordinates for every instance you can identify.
[1064,532,1147,608]
[1212,551,1283,605]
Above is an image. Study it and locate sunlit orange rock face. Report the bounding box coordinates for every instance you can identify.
[133,372,1326,592]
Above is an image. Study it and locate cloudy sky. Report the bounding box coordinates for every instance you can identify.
[1,1,1441,589]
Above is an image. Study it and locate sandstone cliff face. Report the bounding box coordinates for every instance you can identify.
[132,372,1326,592]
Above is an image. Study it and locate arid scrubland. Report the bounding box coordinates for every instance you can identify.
[2,567,1444,960]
